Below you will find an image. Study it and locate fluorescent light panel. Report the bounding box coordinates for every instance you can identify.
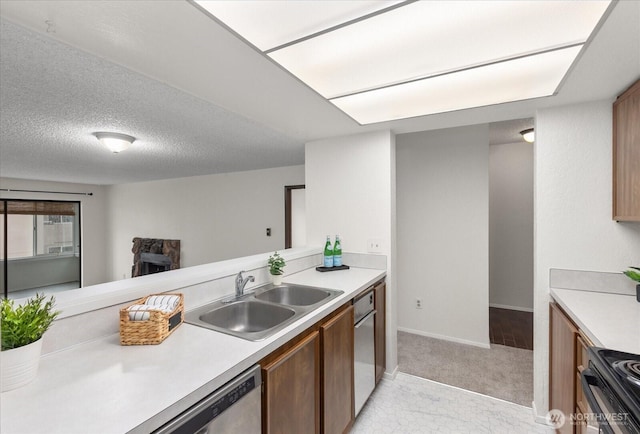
[331,46,582,124]
[270,1,610,99]
[195,0,402,51]
[195,0,612,124]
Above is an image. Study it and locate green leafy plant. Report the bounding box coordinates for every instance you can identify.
[268,251,286,276]
[623,266,640,283]
[1,294,60,351]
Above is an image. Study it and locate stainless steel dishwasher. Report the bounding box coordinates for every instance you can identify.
[353,289,376,416]
[154,365,261,434]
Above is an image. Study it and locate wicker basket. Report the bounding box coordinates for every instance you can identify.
[119,293,184,345]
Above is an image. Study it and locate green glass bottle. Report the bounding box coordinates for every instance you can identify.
[333,235,342,267]
[323,235,334,267]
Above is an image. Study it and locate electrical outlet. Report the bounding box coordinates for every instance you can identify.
[416,298,423,309]
[367,238,383,253]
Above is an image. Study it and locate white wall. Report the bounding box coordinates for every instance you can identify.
[305,130,398,373]
[489,142,534,311]
[106,165,304,281]
[396,125,490,347]
[0,178,110,287]
[534,99,640,416]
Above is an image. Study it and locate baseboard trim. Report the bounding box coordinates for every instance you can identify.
[383,365,398,380]
[398,327,491,349]
[531,400,552,426]
[489,303,534,313]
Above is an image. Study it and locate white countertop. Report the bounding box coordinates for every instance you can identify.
[550,288,640,354]
[1,266,385,434]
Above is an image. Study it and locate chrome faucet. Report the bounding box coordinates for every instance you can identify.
[235,271,255,297]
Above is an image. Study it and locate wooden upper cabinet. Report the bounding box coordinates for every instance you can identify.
[262,330,320,434]
[613,79,640,221]
[320,304,354,434]
[374,281,386,384]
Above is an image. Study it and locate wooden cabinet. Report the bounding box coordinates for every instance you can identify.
[262,331,320,434]
[320,304,354,434]
[613,79,640,221]
[550,302,578,434]
[549,302,595,434]
[261,280,385,434]
[374,281,386,384]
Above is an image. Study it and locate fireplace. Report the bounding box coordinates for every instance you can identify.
[132,238,180,278]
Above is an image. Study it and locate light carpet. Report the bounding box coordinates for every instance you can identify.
[398,331,533,407]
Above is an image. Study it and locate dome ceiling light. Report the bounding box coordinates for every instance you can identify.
[520,128,535,143]
[93,132,136,153]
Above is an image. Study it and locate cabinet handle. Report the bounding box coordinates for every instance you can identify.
[355,310,376,328]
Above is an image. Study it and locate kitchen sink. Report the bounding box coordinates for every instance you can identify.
[185,283,343,341]
[254,284,334,306]
[199,301,296,333]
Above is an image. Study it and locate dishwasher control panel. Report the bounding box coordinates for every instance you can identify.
[210,376,256,418]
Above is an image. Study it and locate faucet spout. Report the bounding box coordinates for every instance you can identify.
[235,271,255,297]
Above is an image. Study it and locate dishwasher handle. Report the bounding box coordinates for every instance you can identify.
[355,310,376,328]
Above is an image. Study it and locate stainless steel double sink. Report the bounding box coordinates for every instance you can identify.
[185,283,343,341]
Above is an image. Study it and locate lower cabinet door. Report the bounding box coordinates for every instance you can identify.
[320,305,354,434]
[262,331,320,434]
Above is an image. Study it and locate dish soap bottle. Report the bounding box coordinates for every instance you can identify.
[333,235,342,267]
[323,235,334,267]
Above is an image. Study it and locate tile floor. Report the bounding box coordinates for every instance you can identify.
[489,307,534,350]
[352,373,554,434]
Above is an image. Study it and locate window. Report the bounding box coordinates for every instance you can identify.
[1,200,81,299]
[0,201,80,259]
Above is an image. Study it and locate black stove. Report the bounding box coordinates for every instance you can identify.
[582,347,640,434]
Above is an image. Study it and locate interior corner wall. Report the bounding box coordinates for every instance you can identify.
[396,124,490,347]
[0,178,110,287]
[106,165,305,281]
[533,99,640,416]
[489,142,534,311]
[305,129,398,372]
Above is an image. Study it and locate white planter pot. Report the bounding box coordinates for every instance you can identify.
[1,338,43,392]
[271,274,283,286]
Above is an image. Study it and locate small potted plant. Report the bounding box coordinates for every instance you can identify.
[623,266,640,302]
[268,251,286,285]
[1,293,60,391]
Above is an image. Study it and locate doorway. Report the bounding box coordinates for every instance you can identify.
[284,185,305,248]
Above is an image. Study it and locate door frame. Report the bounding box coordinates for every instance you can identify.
[284,185,305,249]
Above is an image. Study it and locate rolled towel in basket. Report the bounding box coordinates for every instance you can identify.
[145,295,181,311]
[127,303,177,321]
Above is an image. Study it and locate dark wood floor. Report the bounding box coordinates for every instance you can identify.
[489,307,533,350]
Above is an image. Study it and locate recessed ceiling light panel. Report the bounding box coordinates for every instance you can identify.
[330,46,582,124]
[269,1,611,99]
[194,0,402,51]
[193,0,613,124]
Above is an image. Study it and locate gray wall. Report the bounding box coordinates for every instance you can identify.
[7,256,80,292]
[489,141,534,311]
[396,124,490,347]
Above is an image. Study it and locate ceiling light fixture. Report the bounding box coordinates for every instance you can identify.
[93,132,135,153]
[195,0,613,124]
[520,128,535,143]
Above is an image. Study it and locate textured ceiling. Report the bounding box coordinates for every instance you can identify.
[0,18,303,185]
[0,0,638,185]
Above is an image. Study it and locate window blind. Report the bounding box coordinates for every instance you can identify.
[0,201,76,216]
